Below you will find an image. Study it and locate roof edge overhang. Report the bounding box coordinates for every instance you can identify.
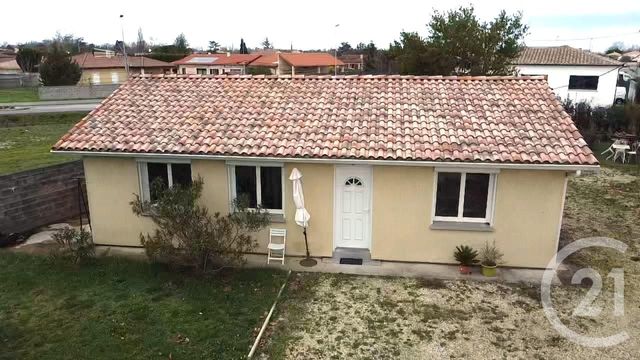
[51,150,600,172]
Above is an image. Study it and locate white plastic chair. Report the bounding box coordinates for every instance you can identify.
[627,142,639,164]
[267,228,287,265]
[602,139,624,160]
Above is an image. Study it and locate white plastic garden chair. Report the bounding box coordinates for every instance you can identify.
[267,228,287,265]
[627,141,639,164]
[602,139,624,160]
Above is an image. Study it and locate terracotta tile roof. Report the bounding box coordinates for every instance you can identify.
[516,46,621,66]
[53,74,597,166]
[72,53,174,69]
[280,53,344,67]
[172,53,261,66]
[249,53,278,67]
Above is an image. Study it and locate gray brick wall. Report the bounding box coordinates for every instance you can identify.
[38,84,120,100]
[0,161,86,235]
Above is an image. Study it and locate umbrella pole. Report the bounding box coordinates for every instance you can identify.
[299,227,317,267]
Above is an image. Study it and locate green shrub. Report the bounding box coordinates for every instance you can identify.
[130,178,271,273]
[50,227,95,264]
[453,245,479,266]
[480,240,504,267]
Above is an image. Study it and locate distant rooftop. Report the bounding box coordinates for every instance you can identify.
[516,46,621,66]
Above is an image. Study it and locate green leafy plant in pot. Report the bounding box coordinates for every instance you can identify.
[454,245,478,275]
[480,240,504,277]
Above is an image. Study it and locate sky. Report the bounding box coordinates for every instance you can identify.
[1,0,639,52]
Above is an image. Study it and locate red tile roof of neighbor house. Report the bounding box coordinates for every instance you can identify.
[172,53,261,66]
[249,53,278,67]
[280,53,344,67]
[53,74,597,166]
[72,53,174,69]
[516,46,621,66]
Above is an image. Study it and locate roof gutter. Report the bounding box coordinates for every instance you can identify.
[50,150,600,172]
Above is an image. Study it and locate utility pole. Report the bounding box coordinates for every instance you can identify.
[120,14,130,74]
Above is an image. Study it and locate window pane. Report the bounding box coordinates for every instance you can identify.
[435,173,461,217]
[260,167,282,209]
[147,163,168,202]
[235,166,257,207]
[463,173,490,218]
[568,75,599,90]
[171,163,192,188]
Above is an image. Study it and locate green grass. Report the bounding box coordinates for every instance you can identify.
[0,112,86,174]
[0,88,39,103]
[0,252,288,360]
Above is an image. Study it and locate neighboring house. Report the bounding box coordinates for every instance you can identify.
[276,52,344,75]
[620,51,640,63]
[247,53,279,74]
[338,54,364,72]
[72,52,175,85]
[515,46,622,106]
[52,74,598,269]
[0,57,21,74]
[172,53,261,75]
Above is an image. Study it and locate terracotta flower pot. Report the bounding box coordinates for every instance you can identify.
[481,264,497,277]
[459,265,472,275]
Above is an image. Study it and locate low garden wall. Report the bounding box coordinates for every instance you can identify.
[0,161,87,235]
[38,84,119,100]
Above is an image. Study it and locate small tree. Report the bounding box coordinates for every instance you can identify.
[239,38,249,54]
[16,47,42,73]
[208,40,220,53]
[174,33,189,52]
[261,37,273,50]
[131,178,270,273]
[39,41,82,86]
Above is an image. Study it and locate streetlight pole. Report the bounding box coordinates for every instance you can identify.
[334,24,340,76]
[120,14,130,75]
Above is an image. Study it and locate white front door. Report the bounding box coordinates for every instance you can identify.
[334,166,372,249]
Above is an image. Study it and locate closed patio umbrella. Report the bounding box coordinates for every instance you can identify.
[289,168,315,266]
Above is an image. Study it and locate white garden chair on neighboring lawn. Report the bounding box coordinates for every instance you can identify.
[601,139,624,160]
[267,228,287,265]
[627,141,639,164]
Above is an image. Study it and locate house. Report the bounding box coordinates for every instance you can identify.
[247,53,279,74]
[72,52,175,85]
[338,54,364,72]
[0,57,21,75]
[276,52,344,75]
[620,51,640,63]
[173,53,261,75]
[514,46,622,106]
[52,74,598,269]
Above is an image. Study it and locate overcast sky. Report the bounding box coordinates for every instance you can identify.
[2,0,639,52]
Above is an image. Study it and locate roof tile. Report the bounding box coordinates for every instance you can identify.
[516,46,621,66]
[53,74,597,166]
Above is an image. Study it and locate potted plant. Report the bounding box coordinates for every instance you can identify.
[454,245,478,274]
[480,241,504,277]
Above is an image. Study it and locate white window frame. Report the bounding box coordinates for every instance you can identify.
[91,72,101,85]
[137,159,192,202]
[111,72,119,84]
[227,162,285,215]
[431,168,498,225]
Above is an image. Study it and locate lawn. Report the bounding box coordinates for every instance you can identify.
[0,252,287,360]
[0,88,39,103]
[258,154,640,359]
[0,112,85,174]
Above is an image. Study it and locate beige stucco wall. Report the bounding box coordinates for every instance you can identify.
[79,69,129,85]
[83,157,334,257]
[84,157,566,268]
[371,166,566,268]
